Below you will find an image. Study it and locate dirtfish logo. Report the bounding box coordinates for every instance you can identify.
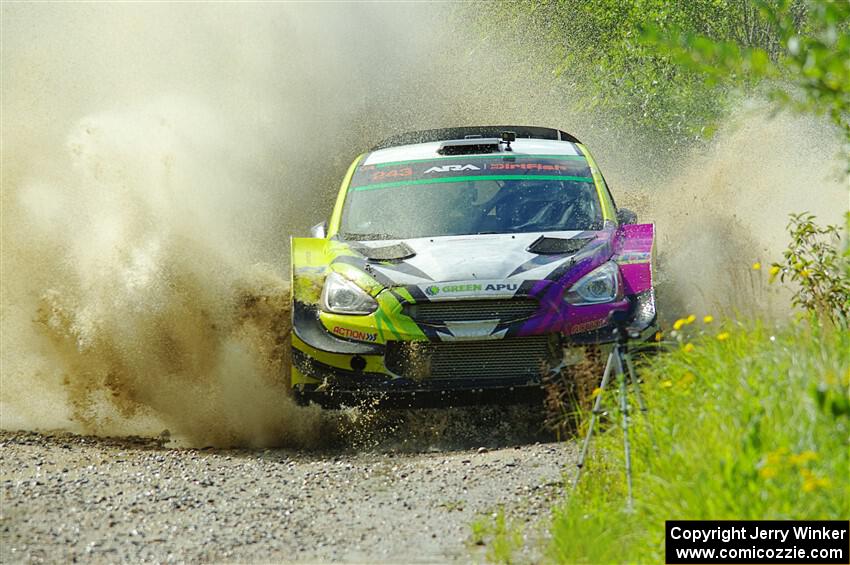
[423,164,481,174]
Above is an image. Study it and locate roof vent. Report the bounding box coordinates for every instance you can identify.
[437,138,501,155]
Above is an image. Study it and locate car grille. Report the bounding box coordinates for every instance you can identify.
[405,299,540,325]
[385,336,558,381]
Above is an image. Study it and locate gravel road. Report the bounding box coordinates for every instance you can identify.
[1,414,577,563]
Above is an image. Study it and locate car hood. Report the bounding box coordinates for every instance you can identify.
[349,230,611,287]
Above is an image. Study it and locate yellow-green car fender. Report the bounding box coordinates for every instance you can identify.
[290,236,430,386]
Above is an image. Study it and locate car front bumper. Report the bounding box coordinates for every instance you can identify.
[290,286,657,408]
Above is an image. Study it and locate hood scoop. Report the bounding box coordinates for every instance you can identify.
[526,236,593,255]
[351,241,416,262]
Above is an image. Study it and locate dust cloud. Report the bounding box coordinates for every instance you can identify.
[0,4,430,446]
[609,104,848,319]
[1,4,845,446]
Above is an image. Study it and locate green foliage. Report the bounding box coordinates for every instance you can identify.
[478,0,798,149]
[771,212,850,326]
[478,0,850,157]
[643,0,850,144]
[549,321,850,563]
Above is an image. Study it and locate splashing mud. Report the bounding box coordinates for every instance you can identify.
[1,4,845,447]
[628,105,848,319]
[2,100,323,447]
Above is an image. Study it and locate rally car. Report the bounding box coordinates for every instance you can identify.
[290,126,656,407]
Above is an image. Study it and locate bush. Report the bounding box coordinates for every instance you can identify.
[771,212,850,327]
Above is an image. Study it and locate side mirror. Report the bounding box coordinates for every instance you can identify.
[310,221,328,239]
[617,208,637,225]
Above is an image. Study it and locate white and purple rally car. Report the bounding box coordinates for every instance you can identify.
[290,126,656,407]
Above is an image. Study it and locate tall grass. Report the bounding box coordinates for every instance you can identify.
[547,318,849,563]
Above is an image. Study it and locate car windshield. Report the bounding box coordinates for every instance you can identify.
[339,154,603,240]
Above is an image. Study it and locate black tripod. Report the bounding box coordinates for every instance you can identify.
[571,311,649,511]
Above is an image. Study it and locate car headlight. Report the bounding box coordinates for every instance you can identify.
[320,272,378,315]
[564,261,620,305]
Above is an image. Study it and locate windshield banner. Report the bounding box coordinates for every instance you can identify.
[351,156,593,192]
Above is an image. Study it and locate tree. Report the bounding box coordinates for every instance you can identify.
[642,0,850,151]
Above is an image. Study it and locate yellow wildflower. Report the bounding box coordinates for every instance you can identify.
[800,269,811,278]
[788,451,818,466]
[759,466,778,479]
[703,315,714,324]
[683,343,695,353]
[591,387,603,398]
[766,447,789,466]
[673,318,686,331]
[660,380,673,389]
[685,314,696,324]
[800,469,831,492]
[716,332,730,341]
[678,372,695,387]
[654,331,663,342]
[769,265,781,282]
[752,262,762,270]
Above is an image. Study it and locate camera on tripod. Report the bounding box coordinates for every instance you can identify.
[609,309,642,342]
[572,309,654,511]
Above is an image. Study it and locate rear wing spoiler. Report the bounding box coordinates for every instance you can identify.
[372,125,581,150]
